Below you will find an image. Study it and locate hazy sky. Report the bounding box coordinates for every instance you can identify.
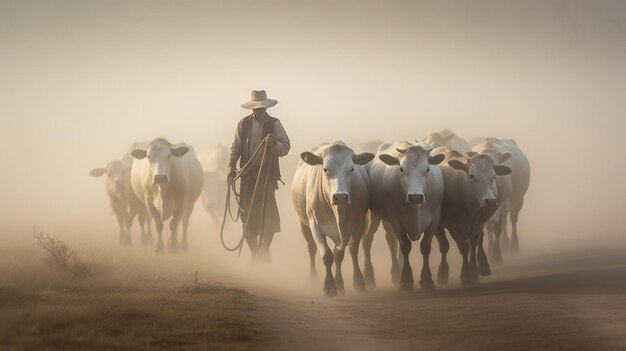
[1,0,625,245]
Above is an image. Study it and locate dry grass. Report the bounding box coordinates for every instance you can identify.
[33,229,88,279]
[0,246,274,351]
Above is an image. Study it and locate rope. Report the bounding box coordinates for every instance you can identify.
[219,138,274,256]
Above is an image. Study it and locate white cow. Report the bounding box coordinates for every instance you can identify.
[435,147,512,285]
[90,158,152,246]
[199,144,228,227]
[423,129,472,155]
[474,138,530,254]
[292,142,374,296]
[472,139,513,264]
[130,138,204,254]
[366,141,445,290]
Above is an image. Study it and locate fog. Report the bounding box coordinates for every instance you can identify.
[1,0,626,274]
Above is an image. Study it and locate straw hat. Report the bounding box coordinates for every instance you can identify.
[241,90,278,109]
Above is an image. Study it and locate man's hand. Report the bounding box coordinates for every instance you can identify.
[264,133,276,146]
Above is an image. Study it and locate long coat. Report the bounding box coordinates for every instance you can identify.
[228,114,290,233]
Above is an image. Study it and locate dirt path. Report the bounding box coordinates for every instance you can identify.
[245,247,626,350]
[2,241,626,350]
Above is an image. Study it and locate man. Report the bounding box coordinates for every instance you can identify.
[228,90,290,262]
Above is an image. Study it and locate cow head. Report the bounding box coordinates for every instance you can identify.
[90,160,130,194]
[301,143,374,206]
[448,153,512,209]
[379,144,444,205]
[130,138,189,188]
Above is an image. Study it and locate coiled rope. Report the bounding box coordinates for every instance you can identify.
[220,138,274,256]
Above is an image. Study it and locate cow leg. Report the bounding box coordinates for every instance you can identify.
[147,204,165,254]
[309,222,336,296]
[362,214,379,289]
[300,221,317,282]
[180,210,192,253]
[477,230,491,276]
[398,232,414,290]
[419,228,436,290]
[333,246,346,295]
[210,210,221,230]
[111,204,126,246]
[466,236,480,285]
[167,209,184,254]
[349,236,367,293]
[485,219,494,260]
[435,226,449,285]
[137,209,151,246]
[492,212,506,265]
[510,206,521,253]
[125,207,136,246]
[458,240,474,285]
[382,220,401,286]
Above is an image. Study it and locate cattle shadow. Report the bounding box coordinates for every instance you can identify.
[403,265,626,299]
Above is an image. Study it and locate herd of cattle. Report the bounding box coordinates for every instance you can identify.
[90,130,530,296]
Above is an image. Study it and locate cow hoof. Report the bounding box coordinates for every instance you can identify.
[420,280,436,291]
[391,266,401,286]
[399,281,414,291]
[354,276,367,293]
[478,265,491,277]
[324,276,337,297]
[364,266,376,289]
[461,275,479,286]
[365,276,376,289]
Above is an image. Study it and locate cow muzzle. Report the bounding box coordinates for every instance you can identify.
[114,179,124,193]
[406,193,425,205]
[153,174,169,185]
[332,193,350,206]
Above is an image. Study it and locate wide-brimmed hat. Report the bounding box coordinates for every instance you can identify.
[241,90,278,109]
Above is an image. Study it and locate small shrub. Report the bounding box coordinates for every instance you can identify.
[33,229,88,279]
[178,270,239,294]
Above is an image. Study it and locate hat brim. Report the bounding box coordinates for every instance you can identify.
[241,99,278,109]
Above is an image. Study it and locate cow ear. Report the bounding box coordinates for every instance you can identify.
[448,159,468,172]
[172,146,189,157]
[301,152,323,165]
[379,154,400,166]
[494,165,512,176]
[466,151,478,158]
[428,154,445,165]
[353,152,375,165]
[130,149,147,159]
[499,152,512,163]
[89,168,106,177]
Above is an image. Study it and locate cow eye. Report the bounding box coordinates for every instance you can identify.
[469,174,475,179]
[426,167,430,173]
[351,167,355,172]
[323,168,328,174]
[400,167,404,173]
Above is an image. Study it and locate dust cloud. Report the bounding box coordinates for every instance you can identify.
[1,0,625,314]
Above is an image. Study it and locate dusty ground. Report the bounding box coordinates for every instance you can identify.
[1,235,625,351]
